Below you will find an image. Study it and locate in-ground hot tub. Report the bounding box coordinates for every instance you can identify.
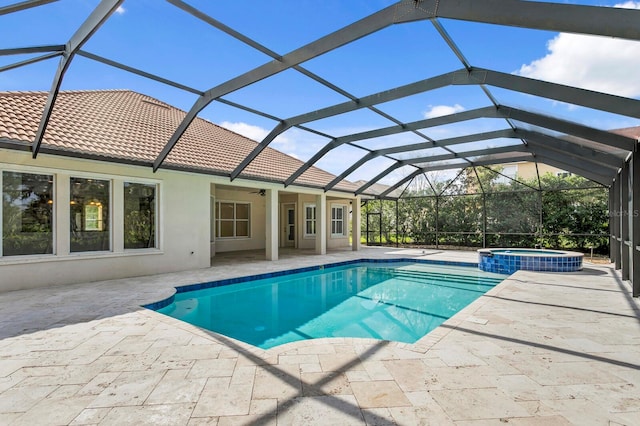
[478,248,583,274]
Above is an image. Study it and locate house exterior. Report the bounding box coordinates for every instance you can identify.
[0,90,362,293]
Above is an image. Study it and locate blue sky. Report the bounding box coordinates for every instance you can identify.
[1,0,639,185]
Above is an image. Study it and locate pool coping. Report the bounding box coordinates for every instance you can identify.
[477,247,585,257]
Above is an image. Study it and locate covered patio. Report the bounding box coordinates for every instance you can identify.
[1,247,638,424]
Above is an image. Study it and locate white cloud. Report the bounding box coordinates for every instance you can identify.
[423,104,465,119]
[219,121,268,141]
[115,6,125,15]
[517,2,640,98]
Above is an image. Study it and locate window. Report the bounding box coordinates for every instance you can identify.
[124,182,157,249]
[70,177,110,252]
[331,205,347,237]
[2,171,54,256]
[304,203,316,236]
[495,165,518,184]
[216,201,250,238]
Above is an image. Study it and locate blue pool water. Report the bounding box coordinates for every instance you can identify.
[154,261,506,349]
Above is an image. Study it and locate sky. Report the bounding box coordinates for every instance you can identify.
[1,0,639,186]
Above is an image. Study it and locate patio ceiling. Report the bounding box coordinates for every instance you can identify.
[1,0,639,199]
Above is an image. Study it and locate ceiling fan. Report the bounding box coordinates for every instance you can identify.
[250,189,266,196]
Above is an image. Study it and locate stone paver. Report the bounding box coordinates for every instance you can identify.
[1,247,639,425]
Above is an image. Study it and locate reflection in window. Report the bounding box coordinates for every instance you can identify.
[70,177,110,252]
[2,171,53,256]
[216,201,250,238]
[124,182,156,249]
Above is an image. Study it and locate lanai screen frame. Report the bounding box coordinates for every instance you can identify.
[1,0,640,295]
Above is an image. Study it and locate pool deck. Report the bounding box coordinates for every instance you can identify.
[1,247,639,425]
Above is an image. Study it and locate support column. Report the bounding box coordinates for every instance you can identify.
[622,164,630,280]
[265,188,278,261]
[352,196,361,251]
[435,196,439,249]
[112,178,124,253]
[55,174,70,256]
[315,193,326,255]
[613,176,621,270]
[482,193,487,248]
[633,148,640,297]
[609,185,615,263]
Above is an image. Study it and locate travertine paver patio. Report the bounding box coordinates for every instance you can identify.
[1,247,639,425]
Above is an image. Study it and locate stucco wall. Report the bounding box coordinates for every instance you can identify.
[213,187,267,253]
[0,150,357,292]
[327,199,351,249]
[0,150,211,292]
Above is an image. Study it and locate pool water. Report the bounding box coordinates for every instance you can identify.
[155,261,506,349]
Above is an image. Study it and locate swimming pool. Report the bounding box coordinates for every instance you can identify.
[149,260,506,349]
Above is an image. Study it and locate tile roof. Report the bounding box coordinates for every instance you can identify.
[612,126,640,140]
[0,90,359,193]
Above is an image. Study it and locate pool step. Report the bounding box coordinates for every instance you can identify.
[366,267,503,288]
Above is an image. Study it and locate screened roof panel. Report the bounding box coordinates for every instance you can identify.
[60,56,199,112]
[379,164,420,186]
[415,158,468,170]
[448,138,524,154]
[302,21,462,98]
[388,146,452,161]
[487,86,640,130]
[1,0,639,198]
[81,1,271,90]
[0,55,59,91]
[221,68,352,118]
[272,127,333,162]
[0,0,97,45]
[303,107,398,137]
[354,132,429,150]
[184,0,397,54]
[314,143,370,180]
[509,120,630,159]
[466,151,535,163]
[374,86,494,124]
[348,156,399,184]
[439,19,559,74]
[422,117,511,140]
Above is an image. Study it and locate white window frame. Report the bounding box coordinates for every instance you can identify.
[0,168,56,258]
[0,163,164,261]
[122,177,162,252]
[123,181,159,250]
[304,203,316,237]
[331,204,347,238]
[69,175,113,253]
[216,200,251,239]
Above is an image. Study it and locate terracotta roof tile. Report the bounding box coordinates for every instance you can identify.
[0,90,359,193]
[612,126,640,139]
